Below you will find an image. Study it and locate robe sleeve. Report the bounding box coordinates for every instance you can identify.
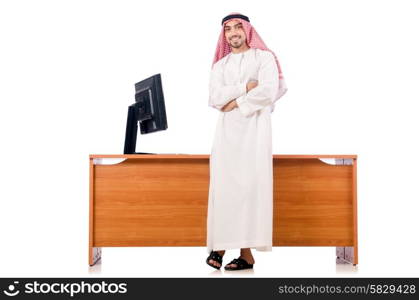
[236,51,284,117]
[208,62,247,111]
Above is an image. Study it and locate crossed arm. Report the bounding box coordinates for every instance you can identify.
[208,63,247,111]
[208,51,282,117]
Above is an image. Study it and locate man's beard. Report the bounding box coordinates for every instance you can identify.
[229,38,244,48]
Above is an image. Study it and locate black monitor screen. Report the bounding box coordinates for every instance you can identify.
[124,73,168,154]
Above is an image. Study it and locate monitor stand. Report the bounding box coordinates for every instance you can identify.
[124,105,157,155]
[133,152,156,154]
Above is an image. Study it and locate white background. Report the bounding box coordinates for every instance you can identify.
[1,0,418,277]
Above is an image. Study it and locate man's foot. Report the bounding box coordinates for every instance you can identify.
[224,255,255,269]
[207,250,225,268]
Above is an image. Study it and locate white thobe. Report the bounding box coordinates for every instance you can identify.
[206,48,287,254]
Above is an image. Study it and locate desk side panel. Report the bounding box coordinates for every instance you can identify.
[273,158,354,246]
[92,156,355,248]
[93,159,209,247]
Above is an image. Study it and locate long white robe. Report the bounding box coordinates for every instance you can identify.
[206,48,287,254]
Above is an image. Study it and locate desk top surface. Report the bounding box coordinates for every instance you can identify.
[89,154,357,159]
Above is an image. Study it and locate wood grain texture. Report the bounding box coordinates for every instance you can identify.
[93,158,208,247]
[90,155,356,251]
[273,158,353,246]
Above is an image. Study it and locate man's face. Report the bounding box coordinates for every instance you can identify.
[224,19,247,49]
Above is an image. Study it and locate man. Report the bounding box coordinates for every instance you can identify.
[206,12,288,271]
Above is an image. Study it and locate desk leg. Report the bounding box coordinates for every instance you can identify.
[89,247,102,266]
[336,157,358,266]
[89,158,102,266]
[336,246,357,265]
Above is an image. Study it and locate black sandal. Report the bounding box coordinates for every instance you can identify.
[206,250,223,270]
[224,257,254,270]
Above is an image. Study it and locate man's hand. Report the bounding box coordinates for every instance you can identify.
[246,80,258,93]
[221,80,258,112]
[221,99,238,112]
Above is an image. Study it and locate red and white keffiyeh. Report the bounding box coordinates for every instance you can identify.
[212,12,285,81]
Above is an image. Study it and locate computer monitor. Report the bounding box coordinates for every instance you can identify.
[123,73,168,154]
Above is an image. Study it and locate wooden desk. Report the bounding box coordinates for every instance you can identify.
[89,154,358,266]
